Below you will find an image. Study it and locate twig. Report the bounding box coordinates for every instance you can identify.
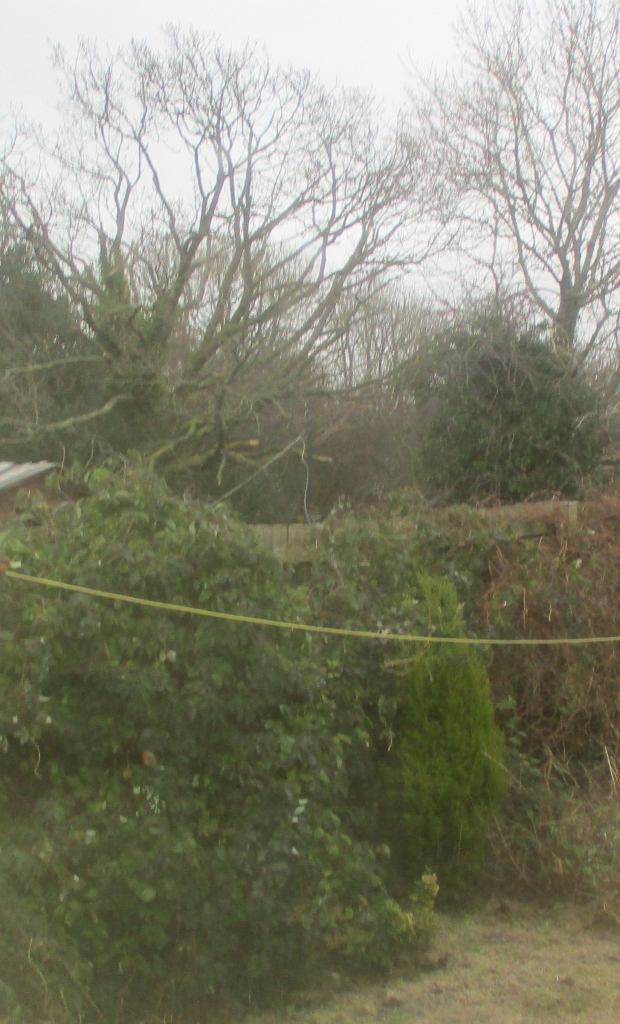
[27,937,49,1011]
[603,745,619,792]
[208,435,303,508]
[301,438,312,525]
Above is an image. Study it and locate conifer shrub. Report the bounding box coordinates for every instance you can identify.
[307,524,506,891]
[378,578,506,888]
[0,471,435,1020]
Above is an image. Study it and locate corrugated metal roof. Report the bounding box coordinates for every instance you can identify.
[0,461,59,493]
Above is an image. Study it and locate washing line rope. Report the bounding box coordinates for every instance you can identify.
[1,567,619,647]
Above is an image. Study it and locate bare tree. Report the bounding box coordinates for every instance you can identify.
[0,30,441,482]
[321,285,442,388]
[413,0,620,360]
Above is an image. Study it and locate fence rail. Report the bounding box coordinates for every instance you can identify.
[251,501,580,563]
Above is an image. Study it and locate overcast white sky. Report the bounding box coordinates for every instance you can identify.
[2,0,463,126]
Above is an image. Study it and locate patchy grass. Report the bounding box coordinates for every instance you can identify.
[247,903,620,1024]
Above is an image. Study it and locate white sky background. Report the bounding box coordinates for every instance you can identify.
[1,0,463,126]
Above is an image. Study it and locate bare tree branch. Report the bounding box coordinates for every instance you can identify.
[412,0,620,356]
[0,30,442,477]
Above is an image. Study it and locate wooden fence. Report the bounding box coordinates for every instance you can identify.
[251,500,580,563]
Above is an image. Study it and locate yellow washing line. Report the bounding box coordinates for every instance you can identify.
[2,568,620,647]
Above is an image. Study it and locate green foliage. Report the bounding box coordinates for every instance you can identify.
[378,578,506,887]
[0,472,434,1018]
[416,321,606,502]
[0,246,91,462]
[11,471,620,1011]
[0,246,79,354]
[307,495,620,902]
[307,518,506,891]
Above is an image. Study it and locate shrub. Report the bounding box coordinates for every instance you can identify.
[0,471,434,1019]
[480,495,620,766]
[307,522,506,890]
[313,495,620,898]
[377,577,506,888]
[415,320,606,502]
[485,706,620,906]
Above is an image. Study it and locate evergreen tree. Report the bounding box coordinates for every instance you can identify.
[380,577,506,887]
[416,319,606,502]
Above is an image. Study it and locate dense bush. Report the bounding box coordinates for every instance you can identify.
[7,471,620,1017]
[307,517,507,889]
[0,472,436,1020]
[480,496,620,765]
[471,492,620,898]
[414,321,606,502]
[378,577,506,887]
[308,494,620,899]
[323,493,620,773]
[485,705,620,905]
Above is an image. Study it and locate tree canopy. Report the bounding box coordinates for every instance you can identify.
[1,3,618,511]
[414,318,606,502]
[414,0,620,358]
[0,33,440,490]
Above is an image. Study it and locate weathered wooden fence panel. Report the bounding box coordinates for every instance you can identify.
[251,501,580,563]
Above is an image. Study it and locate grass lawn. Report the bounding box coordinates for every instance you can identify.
[245,903,620,1024]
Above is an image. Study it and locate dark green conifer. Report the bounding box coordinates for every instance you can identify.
[380,577,506,887]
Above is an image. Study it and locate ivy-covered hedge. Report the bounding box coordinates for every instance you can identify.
[0,472,437,1020]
